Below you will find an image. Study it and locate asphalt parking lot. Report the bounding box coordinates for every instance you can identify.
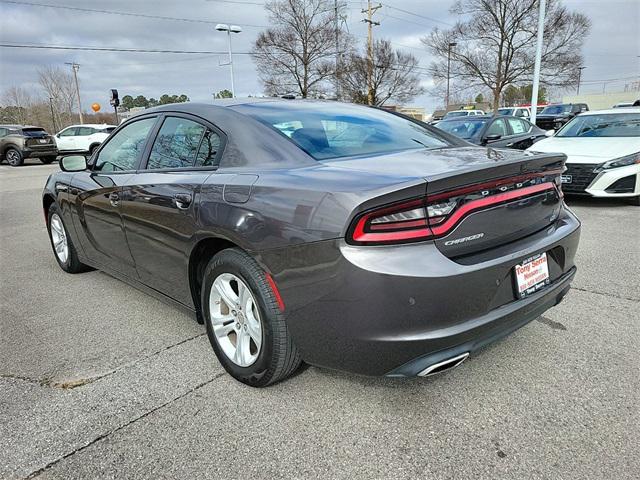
[1,159,639,480]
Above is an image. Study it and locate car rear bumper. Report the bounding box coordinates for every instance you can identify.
[260,206,581,377]
[23,146,58,158]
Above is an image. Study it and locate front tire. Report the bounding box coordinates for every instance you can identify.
[47,204,89,273]
[6,148,24,166]
[202,248,302,387]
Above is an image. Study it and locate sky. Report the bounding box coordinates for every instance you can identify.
[0,0,638,114]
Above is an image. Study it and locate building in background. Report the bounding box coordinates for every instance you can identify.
[563,90,639,110]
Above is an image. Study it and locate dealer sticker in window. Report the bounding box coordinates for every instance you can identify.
[514,252,550,298]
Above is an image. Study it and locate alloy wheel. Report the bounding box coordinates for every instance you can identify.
[209,273,263,367]
[50,213,69,264]
[7,150,21,166]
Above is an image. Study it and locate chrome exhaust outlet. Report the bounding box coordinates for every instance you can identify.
[418,352,470,377]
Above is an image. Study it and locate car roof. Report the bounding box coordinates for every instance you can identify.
[578,107,640,115]
[62,123,116,128]
[0,124,41,129]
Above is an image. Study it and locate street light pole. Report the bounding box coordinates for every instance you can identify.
[529,0,546,126]
[577,66,586,94]
[215,24,242,98]
[446,42,457,109]
[65,62,83,124]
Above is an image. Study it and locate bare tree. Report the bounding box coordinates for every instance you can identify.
[422,0,590,111]
[339,39,425,106]
[1,86,34,124]
[252,0,349,98]
[37,65,78,126]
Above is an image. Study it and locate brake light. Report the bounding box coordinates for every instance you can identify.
[348,178,559,245]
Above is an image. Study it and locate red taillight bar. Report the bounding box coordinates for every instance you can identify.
[350,180,558,245]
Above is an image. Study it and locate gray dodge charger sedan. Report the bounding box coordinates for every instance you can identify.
[43,99,580,387]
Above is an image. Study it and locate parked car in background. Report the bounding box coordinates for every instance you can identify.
[42,100,580,387]
[612,102,634,108]
[55,124,116,155]
[527,108,640,205]
[443,109,485,119]
[436,115,549,149]
[535,103,589,131]
[0,125,58,166]
[497,107,531,119]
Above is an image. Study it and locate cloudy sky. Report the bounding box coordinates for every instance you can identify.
[0,0,638,113]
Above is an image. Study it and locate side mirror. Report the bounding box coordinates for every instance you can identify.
[484,134,502,143]
[60,155,87,172]
[545,129,555,137]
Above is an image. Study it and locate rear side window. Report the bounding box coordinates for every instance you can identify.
[0,128,7,137]
[194,129,222,167]
[238,102,449,160]
[147,117,206,170]
[76,127,95,136]
[95,117,156,172]
[507,118,530,134]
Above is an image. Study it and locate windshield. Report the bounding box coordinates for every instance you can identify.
[556,113,640,137]
[436,119,488,140]
[497,108,514,115]
[237,102,450,160]
[444,111,469,118]
[541,104,572,115]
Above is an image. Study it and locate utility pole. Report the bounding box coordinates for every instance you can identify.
[529,0,546,126]
[65,62,83,124]
[446,42,457,109]
[362,0,381,105]
[576,66,586,94]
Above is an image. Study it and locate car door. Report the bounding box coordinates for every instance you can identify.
[68,116,158,278]
[56,127,78,151]
[121,114,225,306]
[75,126,95,151]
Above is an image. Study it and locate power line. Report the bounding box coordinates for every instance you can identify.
[0,43,253,55]
[380,2,454,27]
[0,0,268,28]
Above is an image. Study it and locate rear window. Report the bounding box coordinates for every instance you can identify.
[21,128,47,137]
[541,104,572,115]
[236,103,450,160]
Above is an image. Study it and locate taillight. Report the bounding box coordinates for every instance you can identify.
[349,198,457,245]
[348,176,560,246]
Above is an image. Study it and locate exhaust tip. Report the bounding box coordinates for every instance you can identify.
[418,352,470,377]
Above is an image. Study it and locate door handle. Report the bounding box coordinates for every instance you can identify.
[109,192,119,207]
[174,193,192,210]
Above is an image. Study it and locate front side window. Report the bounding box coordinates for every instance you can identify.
[486,118,508,137]
[237,102,450,160]
[59,127,77,137]
[147,117,206,170]
[94,117,156,172]
[556,113,640,138]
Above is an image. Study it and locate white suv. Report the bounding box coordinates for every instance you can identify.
[55,124,116,155]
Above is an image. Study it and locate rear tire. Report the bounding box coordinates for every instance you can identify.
[6,148,23,166]
[40,156,57,164]
[202,248,302,387]
[47,204,89,273]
